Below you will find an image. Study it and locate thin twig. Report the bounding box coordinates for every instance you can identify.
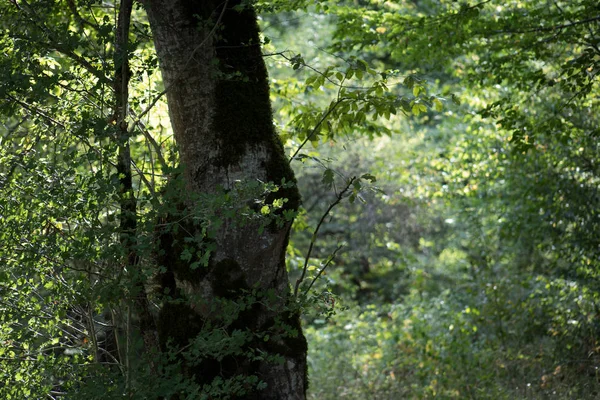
[288,98,347,163]
[66,0,98,30]
[127,113,169,169]
[490,16,600,36]
[303,244,344,296]
[5,95,66,128]
[294,177,356,297]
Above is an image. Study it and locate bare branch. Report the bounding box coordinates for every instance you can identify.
[294,176,356,297]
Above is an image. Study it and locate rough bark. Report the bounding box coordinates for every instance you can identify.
[143,1,307,398]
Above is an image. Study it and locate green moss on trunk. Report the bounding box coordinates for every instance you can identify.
[147,1,307,396]
[211,1,301,212]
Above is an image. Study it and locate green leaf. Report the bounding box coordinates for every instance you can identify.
[361,173,377,183]
[322,169,335,187]
[180,248,192,262]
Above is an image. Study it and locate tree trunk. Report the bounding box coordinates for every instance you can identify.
[142,1,307,398]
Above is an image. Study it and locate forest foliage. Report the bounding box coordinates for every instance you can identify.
[1,0,600,399]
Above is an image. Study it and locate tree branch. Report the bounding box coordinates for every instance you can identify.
[294,177,356,297]
[491,16,600,36]
[289,98,347,163]
[65,0,99,31]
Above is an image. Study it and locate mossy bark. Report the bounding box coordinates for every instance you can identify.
[143,1,306,398]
